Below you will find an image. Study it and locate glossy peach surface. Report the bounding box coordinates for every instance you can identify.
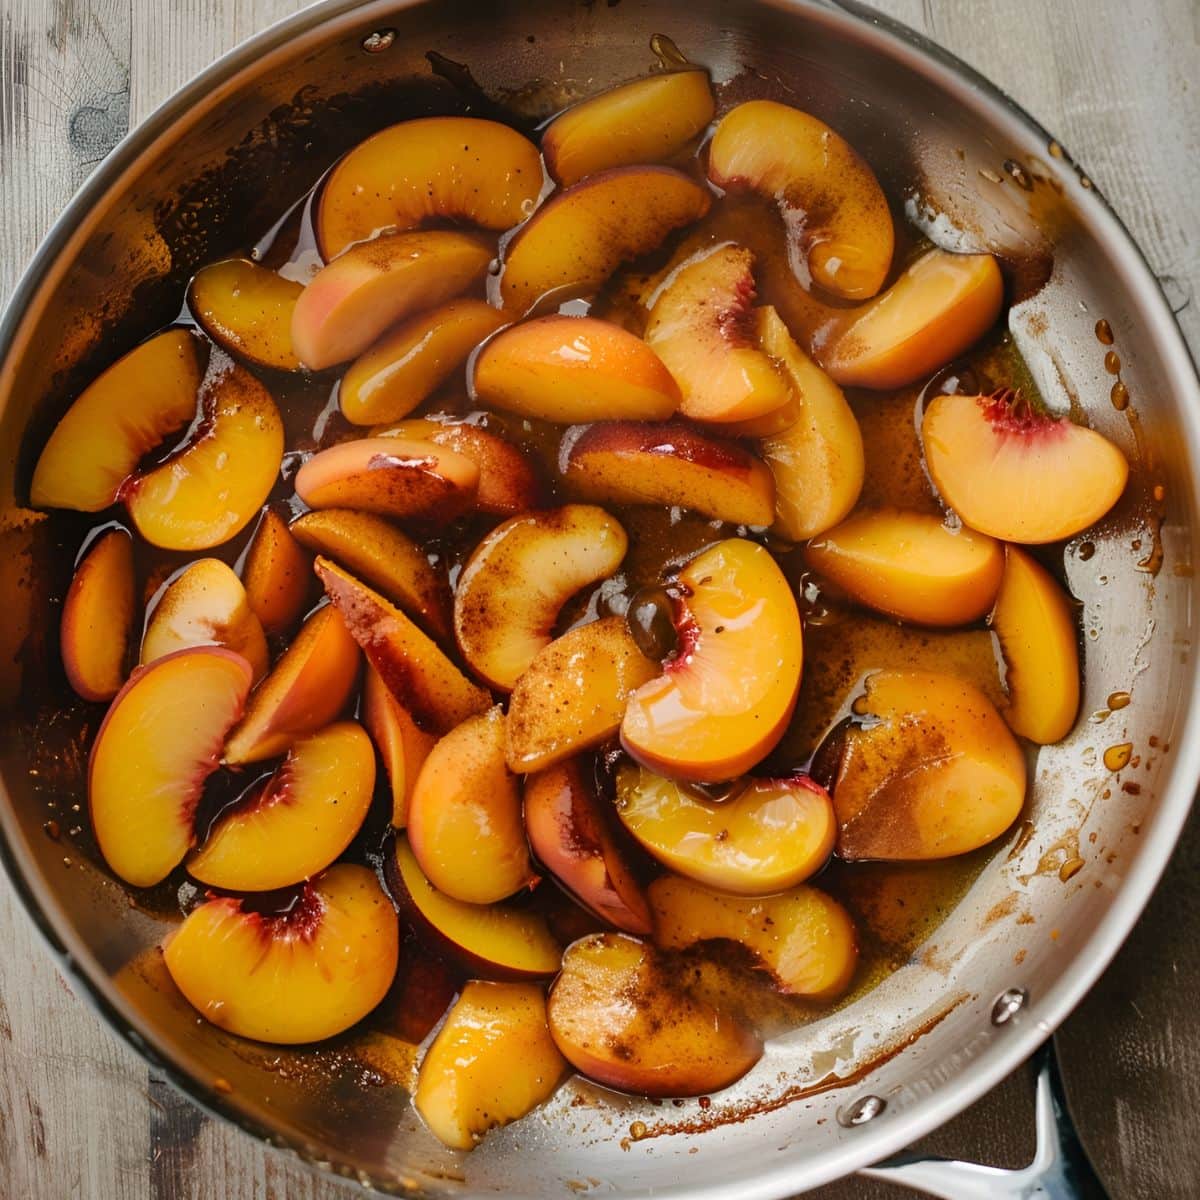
[362,665,436,827]
[61,527,135,702]
[189,258,303,371]
[241,506,312,636]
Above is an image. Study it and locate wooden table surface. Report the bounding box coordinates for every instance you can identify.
[2,1,1198,1196]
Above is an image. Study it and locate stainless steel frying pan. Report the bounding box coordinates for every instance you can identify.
[1,1,1197,1196]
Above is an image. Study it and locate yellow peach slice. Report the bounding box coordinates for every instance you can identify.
[32,328,202,512]
[990,546,1080,743]
[61,527,135,702]
[707,100,894,301]
[89,647,253,887]
[241,505,313,636]
[339,299,509,426]
[471,315,680,423]
[189,258,303,371]
[363,665,436,827]
[505,616,657,774]
[387,836,561,980]
[317,117,542,259]
[163,863,398,1044]
[123,361,283,551]
[543,69,715,186]
[821,251,1003,389]
[805,509,1004,627]
[293,437,479,525]
[454,505,628,691]
[922,390,1130,543]
[648,875,858,1000]
[416,981,567,1151]
[644,244,791,425]
[499,166,711,315]
[291,231,492,370]
[756,306,864,539]
[223,604,360,764]
[141,558,270,682]
[290,508,451,640]
[833,670,1026,861]
[408,707,534,904]
[547,932,762,1097]
[622,539,802,782]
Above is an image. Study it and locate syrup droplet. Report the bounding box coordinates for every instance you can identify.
[42,819,61,841]
[1048,141,1064,159]
[629,1120,648,1141]
[1103,743,1133,772]
[1110,381,1129,411]
[649,33,690,68]
[1104,351,1121,375]
[626,586,678,662]
[1107,691,1131,711]
[1076,541,1096,561]
[1059,857,1084,882]
[1003,159,1033,190]
[1094,319,1114,345]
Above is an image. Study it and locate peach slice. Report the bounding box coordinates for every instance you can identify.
[373,417,542,517]
[223,604,360,764]
[559,420,776,526]
[163,863,399,1044]
[61,527,135,702]
[805,510,1004,627]
[408,707,534,904]
[990,546,1080,744]
[241,505,313,636]
[363,666,436,827]
[833,670,1026,861]
[471,315,680,423]
[644,244,791,425]
[756,306,864,540]
[290,509,451,640]
[505,616,657,774]
[294,437,479,525]
[543,69,715,187]
[622,538,802,782]
[339,299,509,426]
[547,932,762,1097]
[141,558,270,682]
[31,328,202,512]
[499,166,711,315]
[317,117,542,260]
[821,251,1003,389]
[315,557,490,734]
[707,100,893,301]
[189,721,375,890]
[123,361,283,551]
[648,875,858,1000]
[387,836,562,980]
[922,389,1130,543]
[615,763,835,895]
[189,258,303,372]
[291,231,492,370]
[416,981,567,1151]
[89,647,253,887]
[524,759,652,934]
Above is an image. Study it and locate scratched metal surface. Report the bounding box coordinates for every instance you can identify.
[0,1,1197,1196]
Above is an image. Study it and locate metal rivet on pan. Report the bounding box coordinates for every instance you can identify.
[837,1094,886,1127]
[361,29,396,53]
[991,986,1029,1026]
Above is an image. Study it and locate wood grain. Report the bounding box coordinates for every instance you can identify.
[0,2,1197,1197]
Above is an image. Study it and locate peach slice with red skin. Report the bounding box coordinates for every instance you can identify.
[189,721,375,890]
[163,863,399,1044]
[922,389,1130,543]
[524,758,652,935]
[123,360,283,551]
[90,647,253,887]
[547,932,762,1097]
[471,315,680,423]
[317,117,542,260]
[543,69,715,187]
[61,527,135,702]
[363,666,436,827]
[833,670,1027,861]
[559,419,776,526]
[294,437,479,525]
[622,538,803,783]
[499,166,711,315]
[31,328,202,512]
[291,230,492,370]
[241,505,313,636]
[383,940,461,1045]
[454,505,628,691]
[407,707,534,904]
[339,299,509,426]
[189,258,304,372]
[707,100,894,301]
[805,509,1004,627]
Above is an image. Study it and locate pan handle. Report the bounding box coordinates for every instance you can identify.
[857,1040,1109,1199]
